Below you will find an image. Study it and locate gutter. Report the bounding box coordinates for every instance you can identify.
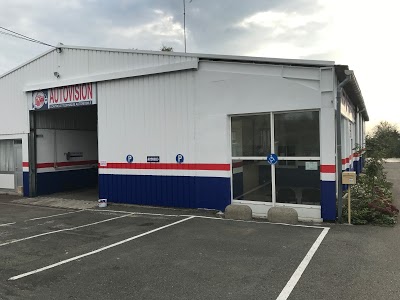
[336,70,353,223]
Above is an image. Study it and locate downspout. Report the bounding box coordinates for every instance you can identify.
[336,70,353,223]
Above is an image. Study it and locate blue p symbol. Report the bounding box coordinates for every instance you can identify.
[176,154,184,164]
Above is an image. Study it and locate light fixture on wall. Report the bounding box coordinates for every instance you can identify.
[53,71,60,79]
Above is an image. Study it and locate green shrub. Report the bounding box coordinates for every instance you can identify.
[342,157,398,226]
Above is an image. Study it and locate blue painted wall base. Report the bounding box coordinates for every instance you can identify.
[99,174,231,211]
[37,168,98,196]
[321,180,336,221]
[23,172,29,197]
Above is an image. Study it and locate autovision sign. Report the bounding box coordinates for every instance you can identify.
[31,83,97,110]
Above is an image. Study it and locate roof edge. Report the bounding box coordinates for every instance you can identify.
[59,44,335,67]
[335,64,369,121]
[0,44,336,80]
[0,47,56,80]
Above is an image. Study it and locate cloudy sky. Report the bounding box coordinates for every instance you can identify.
[0,0,398,131]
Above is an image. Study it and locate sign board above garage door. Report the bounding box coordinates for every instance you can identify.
[31,83,97,111]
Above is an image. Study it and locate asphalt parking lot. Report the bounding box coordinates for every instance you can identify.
[0,201,327,300]
[3,161,400,300]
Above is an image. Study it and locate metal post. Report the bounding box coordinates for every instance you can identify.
[348,188,351,224]
[183,0,186,53]
[336,72,352,223]
[28,110,37,197]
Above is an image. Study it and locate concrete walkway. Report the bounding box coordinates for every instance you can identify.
[290,162,400,300]
[385,162,400,207]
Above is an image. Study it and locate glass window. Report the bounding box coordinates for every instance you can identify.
[275,160,320,205]
[0,140,14,172]
[232,160,272,202]
[231,114,271,157]
[274,111,320,157]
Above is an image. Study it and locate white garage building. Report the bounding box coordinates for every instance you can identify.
[0,45,368,221]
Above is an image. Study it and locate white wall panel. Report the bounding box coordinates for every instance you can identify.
[195,70,321,116]
[36,129,97,170]
[0,174,14,189]
[97,71,196,165]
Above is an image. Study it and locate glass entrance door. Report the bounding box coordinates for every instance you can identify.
[231,110,321,206]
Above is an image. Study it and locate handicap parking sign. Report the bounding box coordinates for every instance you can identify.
[267,154,278,165]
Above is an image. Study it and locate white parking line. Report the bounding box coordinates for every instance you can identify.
[85,208,181,218]
[188,215,329,230]
[276,227,330,300]
[0,222,16,227]
[26,210,85,221]
[85,208,329,229]
[9,216,195,281]
[0,213,134,247]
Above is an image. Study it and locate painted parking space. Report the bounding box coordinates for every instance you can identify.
[0,210,137,248]
[0,202,80,224]
[0,204,328,300]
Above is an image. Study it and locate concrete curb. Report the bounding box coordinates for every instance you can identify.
[224,204,252,221]
[268,207,298,224]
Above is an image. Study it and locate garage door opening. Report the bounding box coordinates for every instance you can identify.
[31,105,98,197]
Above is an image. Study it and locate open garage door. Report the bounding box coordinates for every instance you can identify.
[29,83,98,197]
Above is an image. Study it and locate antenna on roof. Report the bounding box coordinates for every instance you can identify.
[183,0,192,53]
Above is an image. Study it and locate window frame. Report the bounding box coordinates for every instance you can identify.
[230,109,321,207]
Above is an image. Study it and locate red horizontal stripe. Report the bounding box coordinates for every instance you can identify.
[22,162,29,167]
[320,165,336,173]
[100,163,230,171]
[36,160,98,169]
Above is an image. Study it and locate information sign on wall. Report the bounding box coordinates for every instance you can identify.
[147,156,160,163]
[31,83,97,110]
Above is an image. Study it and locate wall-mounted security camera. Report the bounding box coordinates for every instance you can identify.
[53,71,60,79]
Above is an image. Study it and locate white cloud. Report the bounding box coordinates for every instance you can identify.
[237,10,327,31]
[110,13,183,38]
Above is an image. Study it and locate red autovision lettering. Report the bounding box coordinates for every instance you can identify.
[63,87,68,102]
[49,89,54,103]
[68,86,74,101]
[74,85,80,100]
[54,88,59,103]
[87,84,92,99]
[82,84,87,100]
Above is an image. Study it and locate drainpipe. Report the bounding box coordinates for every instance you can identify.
[336,70,353,223]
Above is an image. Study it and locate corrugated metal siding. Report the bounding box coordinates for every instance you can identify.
[97,70,196,166]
